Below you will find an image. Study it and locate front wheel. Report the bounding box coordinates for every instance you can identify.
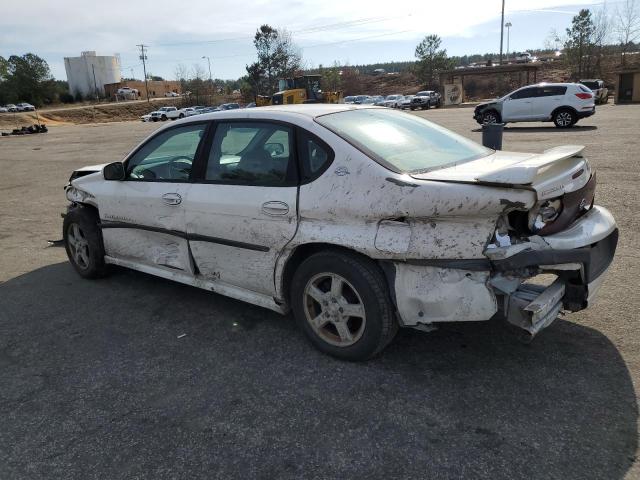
[553,109,576,128]
[291,251,398,361]
[482,110,500,124]
[63,206,108,279]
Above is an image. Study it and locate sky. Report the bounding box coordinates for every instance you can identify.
[0,0,611,82]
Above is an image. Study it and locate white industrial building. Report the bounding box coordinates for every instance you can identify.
[64,51,121,98]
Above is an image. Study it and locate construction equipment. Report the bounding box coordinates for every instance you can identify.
[256,75,342,106]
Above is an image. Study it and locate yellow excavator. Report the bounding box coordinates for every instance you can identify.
[256,74,342,106]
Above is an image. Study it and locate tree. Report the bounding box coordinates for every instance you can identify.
[245,24,302,95]
[0,53,55,106]
[414,34,449,88]
[615,0,640,64]
[564,9,596,78]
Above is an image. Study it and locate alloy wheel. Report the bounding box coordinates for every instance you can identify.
[67,223,90,270]
[556,111,573,127]
[303,272,366,347]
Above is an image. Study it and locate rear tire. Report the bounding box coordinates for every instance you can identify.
[63,205,108,279]
[553,108,576,128]
[291,250,398,361]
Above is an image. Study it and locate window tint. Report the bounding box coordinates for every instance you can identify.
[298,130,333,180]
[538,86,567,96]
[126,124,205,181]
[205,122,294,186]
[510,87,536,100]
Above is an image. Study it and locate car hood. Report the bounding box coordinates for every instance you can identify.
[411,145,591,199]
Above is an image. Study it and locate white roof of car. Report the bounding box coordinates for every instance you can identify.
[194,104,378,121]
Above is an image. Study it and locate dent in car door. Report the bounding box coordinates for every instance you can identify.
[184,121,298,295]
[100,123,207,272]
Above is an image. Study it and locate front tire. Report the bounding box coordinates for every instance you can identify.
[291,251,398,361]
[553,108,576,128]
[482,110,500,124]
[63,205,108,279]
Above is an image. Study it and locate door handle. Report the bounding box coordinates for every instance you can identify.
[262,201,289,216]
[162,193,182,206]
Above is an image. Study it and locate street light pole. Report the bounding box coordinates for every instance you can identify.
[505,22,512,63]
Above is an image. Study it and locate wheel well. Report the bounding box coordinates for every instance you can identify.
[483,108,501,120]
[551,106,577,118]
[280,243,390,304]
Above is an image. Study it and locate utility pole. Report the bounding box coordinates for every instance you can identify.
[505,22,512,63]
[202,56,212,102]
[91,63,98,101]
[499,0,505,65]
[137,44,150,103]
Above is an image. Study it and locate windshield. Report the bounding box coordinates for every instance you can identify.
[316,108,491,173]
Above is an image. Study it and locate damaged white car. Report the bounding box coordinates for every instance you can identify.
[62,105,617,360]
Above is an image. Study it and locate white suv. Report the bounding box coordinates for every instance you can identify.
[474,83,596,128]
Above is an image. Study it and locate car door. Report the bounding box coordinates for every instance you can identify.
[502,87,536,121]
[531,85,567,119]
[184,120,298,296]
[99,122,208,273]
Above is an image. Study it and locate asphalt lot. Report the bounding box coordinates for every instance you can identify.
[1,104,639,479]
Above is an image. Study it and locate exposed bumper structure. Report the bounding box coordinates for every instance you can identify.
[391,206,618,337]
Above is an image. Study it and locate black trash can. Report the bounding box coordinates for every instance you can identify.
[482,123,504,150]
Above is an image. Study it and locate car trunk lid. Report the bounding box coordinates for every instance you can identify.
[411,145,590,199]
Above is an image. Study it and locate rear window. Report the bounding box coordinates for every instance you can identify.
[581,81,599,90]
[579,85,593,93]
[316,108,490,173]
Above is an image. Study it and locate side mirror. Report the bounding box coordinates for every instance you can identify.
[103,162,125,180]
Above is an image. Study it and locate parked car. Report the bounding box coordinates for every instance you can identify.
[245,102,256,108]
[16,102,36,111]
[579,79,608,105]
[474,83,596,128]
[352,95,370,105]
[410,91,442,110]
[0,106,8,113]
[5,104,18,112]
[165,91,179,97]
[398,95,415,109]
[219,103,240,110]
[372,96,386,106]
[515,52,534,63]
[61,105,617,360]
[180,107,199,117]
[343,96,356,104]
[382,94,403,108]
[117,87,139,96]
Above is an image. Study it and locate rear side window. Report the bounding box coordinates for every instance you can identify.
[205,122,295,186]
[538,86,567,97]
[298,130,334,182]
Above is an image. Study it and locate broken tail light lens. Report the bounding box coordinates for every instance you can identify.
[528,199,563,233]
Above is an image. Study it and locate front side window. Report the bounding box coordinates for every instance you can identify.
[126,124,206,181]
[510,87,537,100]
[205,122,294,186]
[316,108,490,173]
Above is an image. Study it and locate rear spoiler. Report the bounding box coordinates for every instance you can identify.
[475,145,585,185]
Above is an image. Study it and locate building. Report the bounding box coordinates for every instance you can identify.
[104,80,181,100]
[614,69,640,104]
[64,51,121,98]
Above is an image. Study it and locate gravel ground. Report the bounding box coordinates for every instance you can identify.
[0,105,639,479]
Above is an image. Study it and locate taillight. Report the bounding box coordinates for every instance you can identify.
[575,92,592,99]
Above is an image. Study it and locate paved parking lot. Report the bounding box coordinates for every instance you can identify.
[1,105,639,479]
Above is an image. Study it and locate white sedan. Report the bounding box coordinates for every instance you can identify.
[62,105,617,360]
